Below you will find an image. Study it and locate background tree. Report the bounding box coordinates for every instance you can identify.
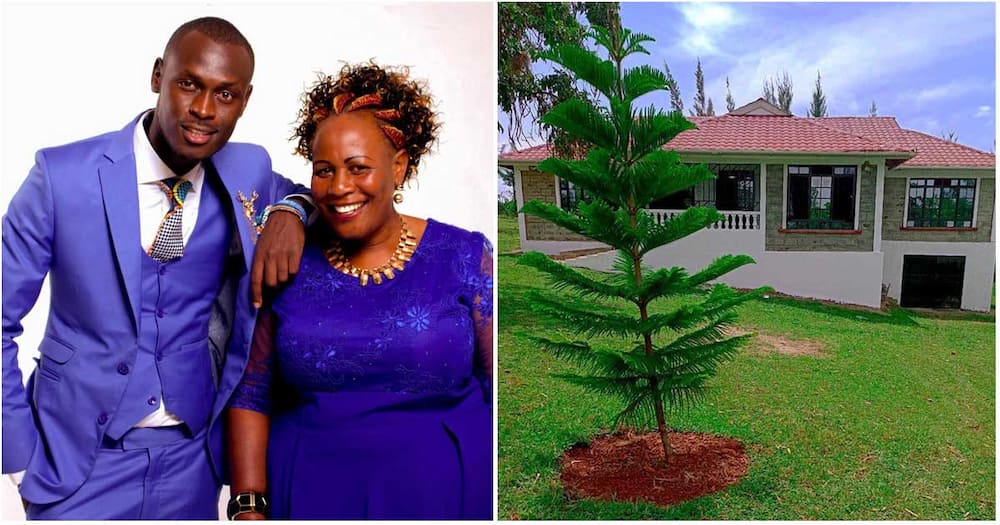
[706,97,716,116]
[498,2,621,156]
[664,62,684,114]
[808,70,828,117]
[869,99,878,117]
[762,71,793,113]
[725,77,735,113]
[691,58,709,116]
[940,129,958,142]
[520,22,769,462]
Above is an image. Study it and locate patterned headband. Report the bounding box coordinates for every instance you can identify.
[313,92,406,150]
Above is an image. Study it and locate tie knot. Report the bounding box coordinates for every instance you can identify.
[160,177,193,207]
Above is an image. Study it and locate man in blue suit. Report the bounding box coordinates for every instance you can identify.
[2,17,306,519]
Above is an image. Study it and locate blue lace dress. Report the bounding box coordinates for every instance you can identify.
[230,219,493,519]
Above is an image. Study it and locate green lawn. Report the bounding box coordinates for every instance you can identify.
[497,216,995,520]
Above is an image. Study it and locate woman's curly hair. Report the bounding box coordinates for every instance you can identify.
[291,62,439,181]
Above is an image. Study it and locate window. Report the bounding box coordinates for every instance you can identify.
[558,178,591,210]
[649,164,759,211]
[786,165,856,229]
[906,179,976,227]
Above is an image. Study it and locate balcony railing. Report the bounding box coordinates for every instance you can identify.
[645,209,762,231]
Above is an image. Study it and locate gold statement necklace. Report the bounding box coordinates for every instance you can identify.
[324,219,417,286]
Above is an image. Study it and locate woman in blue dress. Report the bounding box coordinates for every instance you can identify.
[226,63,492,520]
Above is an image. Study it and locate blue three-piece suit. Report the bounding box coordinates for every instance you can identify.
[2,114,303,519]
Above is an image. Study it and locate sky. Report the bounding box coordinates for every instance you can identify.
[499,2,996,163]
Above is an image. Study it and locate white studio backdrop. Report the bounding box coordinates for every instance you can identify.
[1,1,496,519]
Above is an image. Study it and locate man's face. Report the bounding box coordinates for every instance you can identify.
[148,30,253,174]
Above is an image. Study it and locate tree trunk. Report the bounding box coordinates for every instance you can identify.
[651,379,672,461]
[629,205,672,462]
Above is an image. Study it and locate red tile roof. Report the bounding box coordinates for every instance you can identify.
[498,143,553,163]
[499,115,994,169]
[667,115,910,155]
[818,117,994,168]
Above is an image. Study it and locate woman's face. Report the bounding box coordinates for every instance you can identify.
[310,111,408,244]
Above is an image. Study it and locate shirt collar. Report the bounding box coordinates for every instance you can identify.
[134,110,204,185]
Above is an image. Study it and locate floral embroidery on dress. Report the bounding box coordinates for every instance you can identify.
[406,305,431,332]
[230,219,495,410]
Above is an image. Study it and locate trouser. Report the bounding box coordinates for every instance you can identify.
[25,426,220,520]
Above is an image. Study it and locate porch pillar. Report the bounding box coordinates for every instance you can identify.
[873,160,885,252]
[759,162,766,230]
[514,165,527,251]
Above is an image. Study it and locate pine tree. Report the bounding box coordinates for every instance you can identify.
[664,62,684,114]
[706,97,715,116]
[809,70,828,117]
[777,71,793,113]
[762,71,793,113]
[519,22,770,462]
[762,78,776,106]
[725,77,735,113]
[691,58,708,116]
[868,99,878,117]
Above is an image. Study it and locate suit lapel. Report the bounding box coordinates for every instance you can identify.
[209,149,257,268]
[97,117,144,330]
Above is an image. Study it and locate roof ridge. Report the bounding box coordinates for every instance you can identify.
[801,116,909,152]
[503,143,550,154]
[899,128,995,158]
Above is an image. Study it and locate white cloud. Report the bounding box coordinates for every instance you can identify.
[705,4,994,114]
[893,82,981,108]
[676,3,739,56]
[680,3,735,29]
[973,105,992,118]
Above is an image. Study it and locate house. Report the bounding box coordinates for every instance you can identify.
[499,99,996,312]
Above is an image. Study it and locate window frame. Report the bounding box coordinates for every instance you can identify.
[903,177,978,228]
[556,177,592,211]
[784,164,859,230]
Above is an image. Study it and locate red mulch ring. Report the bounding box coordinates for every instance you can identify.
[559,431,750,507]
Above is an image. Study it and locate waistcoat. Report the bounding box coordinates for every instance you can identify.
[105,175,231,439]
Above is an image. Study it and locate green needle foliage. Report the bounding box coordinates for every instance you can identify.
[518,21,772,462]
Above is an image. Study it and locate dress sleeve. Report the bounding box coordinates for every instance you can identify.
[471,233,494,398]
[229,308,276,414]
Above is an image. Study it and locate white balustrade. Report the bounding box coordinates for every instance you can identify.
[645,209,762,230]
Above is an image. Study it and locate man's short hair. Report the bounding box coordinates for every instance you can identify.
[164,16,255,74]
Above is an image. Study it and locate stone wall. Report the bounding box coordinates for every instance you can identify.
[882,177,994,242]
[764,164,876,252]
[521,169,590,241]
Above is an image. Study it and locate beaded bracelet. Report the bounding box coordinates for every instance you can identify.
[262,199,308,226]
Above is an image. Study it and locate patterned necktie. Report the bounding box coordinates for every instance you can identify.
[148,177,193,262]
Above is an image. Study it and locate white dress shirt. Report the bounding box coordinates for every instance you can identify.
[132,112,201,428]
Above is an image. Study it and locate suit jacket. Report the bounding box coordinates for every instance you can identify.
[2,113,304,504]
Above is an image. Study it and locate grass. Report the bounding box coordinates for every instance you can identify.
[497,216,995,520]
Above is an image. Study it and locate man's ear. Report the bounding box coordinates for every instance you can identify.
[238,84,254,117]
[392,149,409,187]
[151,58,164,93]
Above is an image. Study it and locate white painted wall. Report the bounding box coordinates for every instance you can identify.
[1,2,494,519]
[522,239,608,254]
[569,228,885,308]
[882,241,995,312]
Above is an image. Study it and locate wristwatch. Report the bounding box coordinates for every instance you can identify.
[227,492,268,520]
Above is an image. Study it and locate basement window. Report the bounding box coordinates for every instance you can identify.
[906,179,976,227]
[786,165,856,230]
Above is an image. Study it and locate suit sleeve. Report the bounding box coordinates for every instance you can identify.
[2,151,55,473]
[266,159,315,222]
